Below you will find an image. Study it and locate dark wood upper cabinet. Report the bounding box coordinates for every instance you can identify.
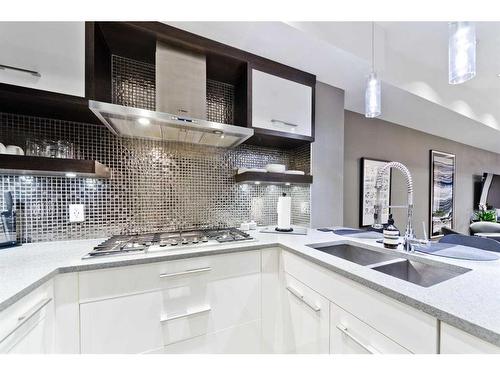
[86,22,316,148]
[0,22,316,148]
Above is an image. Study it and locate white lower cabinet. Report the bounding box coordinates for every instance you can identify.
[79,251,262,354]
[440,323,500,354]
[0,281,54,354]
[80,291,164,354]
[281,251,438,354]
[10,247,500,354]
[279,273,329,353]
[330,303,410,354]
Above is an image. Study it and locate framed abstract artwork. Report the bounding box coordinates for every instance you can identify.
[429,150,456,238]
[359,158,392,227]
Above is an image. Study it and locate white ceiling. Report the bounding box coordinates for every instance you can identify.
[166,21,500,154]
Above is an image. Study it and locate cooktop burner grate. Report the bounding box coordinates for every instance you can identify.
[85,228,253,258]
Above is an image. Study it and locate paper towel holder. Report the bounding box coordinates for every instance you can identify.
[275,227,294,232]
[276,192,293,232]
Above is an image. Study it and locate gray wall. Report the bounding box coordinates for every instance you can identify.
[311,82,345,228]
[344,110,500,237]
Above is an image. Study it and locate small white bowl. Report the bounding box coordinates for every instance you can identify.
[5,145,24,155]
[265,164,286,173]
[237,168,267,174]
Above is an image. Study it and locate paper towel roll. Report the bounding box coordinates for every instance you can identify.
[277,194,291,230]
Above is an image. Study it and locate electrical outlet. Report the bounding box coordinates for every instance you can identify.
[300,202,309,214]
[69,204,85,223]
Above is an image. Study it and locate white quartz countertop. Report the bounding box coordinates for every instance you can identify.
[2,228,500,346]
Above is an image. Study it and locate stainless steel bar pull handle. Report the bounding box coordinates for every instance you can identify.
[286,286,321,312]
[271,119,298,127]
[0,64,41,77]
[160,305,211,322]
[336,324,380,354]
[159,267,212,278]
[0,298,52,345]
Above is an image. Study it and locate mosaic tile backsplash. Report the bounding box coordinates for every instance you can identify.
[111,55,236,125]
[0,113,310,243]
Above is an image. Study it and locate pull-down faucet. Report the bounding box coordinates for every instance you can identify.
[372,161,425,252]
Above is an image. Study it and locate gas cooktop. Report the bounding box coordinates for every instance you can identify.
[83,228,253,259]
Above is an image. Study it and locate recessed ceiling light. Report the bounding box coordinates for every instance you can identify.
[497,73,500,77]
[254,181,261,185]
[137,117,150,126]
[65,172,77,178]
[285,182,291,186]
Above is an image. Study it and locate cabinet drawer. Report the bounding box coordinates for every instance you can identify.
[282,251,438,353]
[0,280,54,353]
[440,323,500,354]
[160,271,261,346]
[79,250,261,302]
[80,273,261,353]
[162,320,262,354]
[330,302,410,354]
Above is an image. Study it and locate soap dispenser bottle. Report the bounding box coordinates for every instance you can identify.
[383,214,399,249]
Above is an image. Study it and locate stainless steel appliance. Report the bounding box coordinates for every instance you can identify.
[83,228,254,259]
[89,42,253,148]
[1,191,18,248]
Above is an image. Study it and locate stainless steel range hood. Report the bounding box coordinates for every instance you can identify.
[89,100,253,147]
[88,42,253,148]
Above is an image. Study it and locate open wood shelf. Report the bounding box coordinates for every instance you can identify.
[0,83,100,125]
[0,154,111,179]
[234,171,312,185]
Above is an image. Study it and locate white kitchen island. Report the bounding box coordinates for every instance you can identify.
[1,229,500,354]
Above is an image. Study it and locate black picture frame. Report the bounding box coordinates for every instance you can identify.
[429,150,456,239]
[359,158,392,227]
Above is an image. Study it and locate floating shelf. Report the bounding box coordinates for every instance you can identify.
[0,155,111,179]
[234,171,312,185]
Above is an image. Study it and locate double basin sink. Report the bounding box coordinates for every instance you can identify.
[308,243,471,287]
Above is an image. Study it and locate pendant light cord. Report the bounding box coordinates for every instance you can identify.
[371,21,375,72]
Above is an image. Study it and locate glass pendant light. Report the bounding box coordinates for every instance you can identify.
[365,22,381,118]
[448,22,476,84]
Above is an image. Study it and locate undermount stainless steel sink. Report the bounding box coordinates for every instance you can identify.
[372,259,471,287]
[308,244,399,266]
[308,243,471,287]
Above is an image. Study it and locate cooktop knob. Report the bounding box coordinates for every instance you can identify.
[181,238,189,245]
[170,239,179,246]
[201,236,209,242]
[192,237,199,243]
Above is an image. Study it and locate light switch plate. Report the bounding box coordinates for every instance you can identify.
[69,204,85,223]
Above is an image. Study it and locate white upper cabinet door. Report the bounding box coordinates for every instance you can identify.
[0,22,85,97]
[251,69,312,137]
